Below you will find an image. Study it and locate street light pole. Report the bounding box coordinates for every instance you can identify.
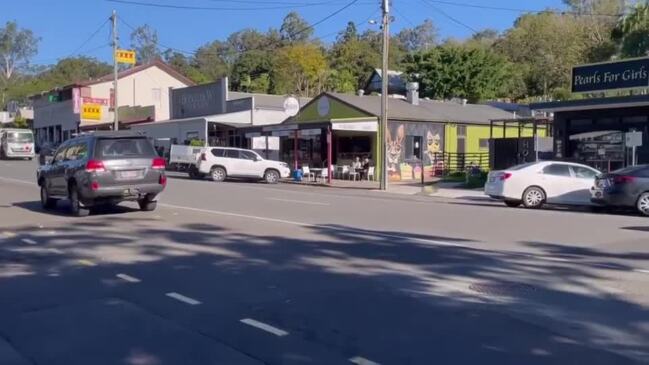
[111,10,119,131]
[379,0,390,190]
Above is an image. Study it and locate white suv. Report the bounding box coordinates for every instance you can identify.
[197,147,291,184]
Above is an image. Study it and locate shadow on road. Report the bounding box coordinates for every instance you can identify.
[12,200,141,217]
[0,216,646,364]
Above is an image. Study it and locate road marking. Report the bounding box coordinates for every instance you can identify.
[48,248,64,254]
[2,231,16,238]
[116,273,141,283]
[349,356,381,365]
[166,292,201,305]
[77,259,97,266]
[267,197,330,206]
[21,238,37,245]
[541,256,571,262]
[159,203,464,247]
[0,176,33,185]
[634,269,649,274]
[240,318,289,337]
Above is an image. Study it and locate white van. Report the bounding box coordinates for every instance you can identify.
[0,128,35,160]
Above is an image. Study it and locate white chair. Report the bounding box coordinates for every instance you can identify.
[302,166,315,182]
[367,166,375,181]
[340,165,350,180]
[348,167,360,181]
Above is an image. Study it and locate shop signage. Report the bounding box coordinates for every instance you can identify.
[263,124,297,132]
[72,88,81,114]
[81,104,102,120]
[251,136,280,151]
[82,97,109,106]
[284,97,300,117]
[300,129,321,136]
[170,80,227,119]
[115,49,136,64]
[332,121,377,132]
[572,57,649,93]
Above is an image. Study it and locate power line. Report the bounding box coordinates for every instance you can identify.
[392,5,417,27]
[419,0,478,33]
[423,0,623,18]
[107,0,354,11]
[68,19,111,57]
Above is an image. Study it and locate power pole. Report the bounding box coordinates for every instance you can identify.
[379,0,390,190]
[111,10,119,131]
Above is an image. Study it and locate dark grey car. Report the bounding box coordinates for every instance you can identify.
[37,132,167,216]
[591,165,649,216]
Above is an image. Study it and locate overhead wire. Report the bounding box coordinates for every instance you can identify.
[423,0,623,18]
[419,0,478,34]
[107,0,356,11]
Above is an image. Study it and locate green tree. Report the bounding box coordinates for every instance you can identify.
[465,29,500,48]
[162,49,207,83]
[395,19,437,52]
[280,12,312,44]
[328,22,381,92]
[404,44,517,102]
[612,2,649,57]
[130,24,160,64]
[0,21,39,107]
[193,41,229,82]
[271,43,328,96]
[231,50,273,93]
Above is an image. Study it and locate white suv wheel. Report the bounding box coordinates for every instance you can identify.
[637,193,649,216]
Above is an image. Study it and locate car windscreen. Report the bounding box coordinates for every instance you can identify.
[6,132,33,143]
[95,138,156,159]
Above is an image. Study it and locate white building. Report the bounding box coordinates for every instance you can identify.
[31,60,193,146]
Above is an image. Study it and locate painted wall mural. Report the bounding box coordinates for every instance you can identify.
[386,121,444,182]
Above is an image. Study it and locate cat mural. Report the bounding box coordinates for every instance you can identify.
[387,125,405,181]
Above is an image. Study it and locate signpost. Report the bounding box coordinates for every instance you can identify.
[626,131,643,166]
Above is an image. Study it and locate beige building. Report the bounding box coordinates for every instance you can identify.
[32,60,193,146]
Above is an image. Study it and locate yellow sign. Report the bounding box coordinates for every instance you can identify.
[82,104,102,120]
[115,49,136,64]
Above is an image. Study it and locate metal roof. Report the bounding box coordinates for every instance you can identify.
[530,94,649,112]
[228,92,311,110]
[327,93,514,124]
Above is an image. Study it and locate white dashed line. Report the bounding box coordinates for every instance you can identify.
[21,238,37,245]
[2,231,16,238]
[116,273,141,283]
[77,259,97,266]
[240,318,289,337]
[634,269,649,274]
[267,197,330,206]
[48,248,64,254]
[349,356,381,365]
[166,292,201,305]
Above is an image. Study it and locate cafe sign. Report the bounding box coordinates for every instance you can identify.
[572,57,649,93]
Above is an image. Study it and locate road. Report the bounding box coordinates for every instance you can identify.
[1,159,648,365]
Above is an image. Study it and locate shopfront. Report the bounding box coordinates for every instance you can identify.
[531,58,649,172]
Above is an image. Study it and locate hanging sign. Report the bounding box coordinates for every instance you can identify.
[115,49,136,64]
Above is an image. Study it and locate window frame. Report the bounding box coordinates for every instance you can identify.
[542,163,572,177]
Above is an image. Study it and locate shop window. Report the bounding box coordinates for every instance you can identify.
[479,138,489,150]
[597,118,617,125]
[570,119,592,126]
[406,135,423,160]
[622,116,648,124]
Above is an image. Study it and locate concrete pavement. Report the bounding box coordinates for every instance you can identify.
[0,159,648,364]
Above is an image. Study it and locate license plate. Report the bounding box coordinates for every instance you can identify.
[488,177,495,183]
[119,170,142,179]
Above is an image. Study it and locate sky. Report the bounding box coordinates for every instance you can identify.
[3,0,567,66]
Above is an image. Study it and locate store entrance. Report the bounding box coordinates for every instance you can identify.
[569,130,625,172]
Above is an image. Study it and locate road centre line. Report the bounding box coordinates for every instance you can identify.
[634,269,649,274]
[166,292,201,305]
[77,259,97,266]
[2,231,17,238]
[349,356,381,365]
[0,176,33,185]
[21,238,37,245]
[240,318,289,337]
[266,197,330,206]
[116,273,141,283]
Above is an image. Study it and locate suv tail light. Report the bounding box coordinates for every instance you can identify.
[613,175,635,184]
[200,153,207,161]
[159,174,167,186]
[152,157,166,170]
[86,160,105,172]
[500,172,512,181]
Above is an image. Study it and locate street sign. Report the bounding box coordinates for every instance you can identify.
[82,104,102,120]
[626,131,643,147]
[115,49,136,64]
[82,97,109,106]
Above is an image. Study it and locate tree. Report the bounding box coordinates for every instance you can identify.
[162,49,207,83]
[396,19,437,52]
[271,43,328,96]
[612,2,649,57]
[465,29,499,48]
[564,0,624,61]
[230,50,273,93]
[280,12,312,44]
[329,23,381,92]
[193,41,229,82]
[404,45,517,102]
[130,24,160,64]
[495,12,592,98]
[0,21,39,107]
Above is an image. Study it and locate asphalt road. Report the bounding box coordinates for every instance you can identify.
[1,159,648,364]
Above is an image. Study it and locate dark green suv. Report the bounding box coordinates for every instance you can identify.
[37,132,167,216]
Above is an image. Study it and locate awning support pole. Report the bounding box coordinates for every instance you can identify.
[327,127,332,184]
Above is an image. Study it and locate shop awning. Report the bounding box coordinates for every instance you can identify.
[331,121,377,132]
[531,94,649,113]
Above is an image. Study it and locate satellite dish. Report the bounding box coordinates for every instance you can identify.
[283,96,300,117]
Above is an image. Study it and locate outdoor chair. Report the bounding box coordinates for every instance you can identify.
[348,168,360,181]
[340,165,350,180]
[367,166,375,181]
[302,166,315,182]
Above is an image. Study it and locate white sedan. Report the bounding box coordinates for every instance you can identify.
[484,161,600,209]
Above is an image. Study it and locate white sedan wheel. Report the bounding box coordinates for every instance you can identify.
[637,193,649,216]
[523,187,545,209]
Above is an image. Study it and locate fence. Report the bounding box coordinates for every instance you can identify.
[428,152,490,176]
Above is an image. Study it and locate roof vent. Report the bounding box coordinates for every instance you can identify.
[358,89,365,96]
[406,82,419,106]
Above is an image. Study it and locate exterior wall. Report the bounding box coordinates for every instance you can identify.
[253,109,293,126]
[132,119,207,145]
[89,66,187,123]
[445,124,550,154]
[33,100,78,145]
[386,120,444,182]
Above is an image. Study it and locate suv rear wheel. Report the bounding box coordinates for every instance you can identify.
[637,192,649,216]
[69,184,90,217]
[40,185,57,209]
[138,195,158,211]
[264,169,280,184]
[211,166,226,182]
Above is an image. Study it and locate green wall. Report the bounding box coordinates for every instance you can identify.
[445,124,550,154]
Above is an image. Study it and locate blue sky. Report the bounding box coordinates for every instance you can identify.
[4,0,567,66]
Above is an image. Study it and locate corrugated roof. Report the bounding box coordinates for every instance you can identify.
[229,91,311,110]
[328,93,514,124]
[82,60,195,86]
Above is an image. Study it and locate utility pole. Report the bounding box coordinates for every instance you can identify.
[379,0,390,190]
[111,10,119,131]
